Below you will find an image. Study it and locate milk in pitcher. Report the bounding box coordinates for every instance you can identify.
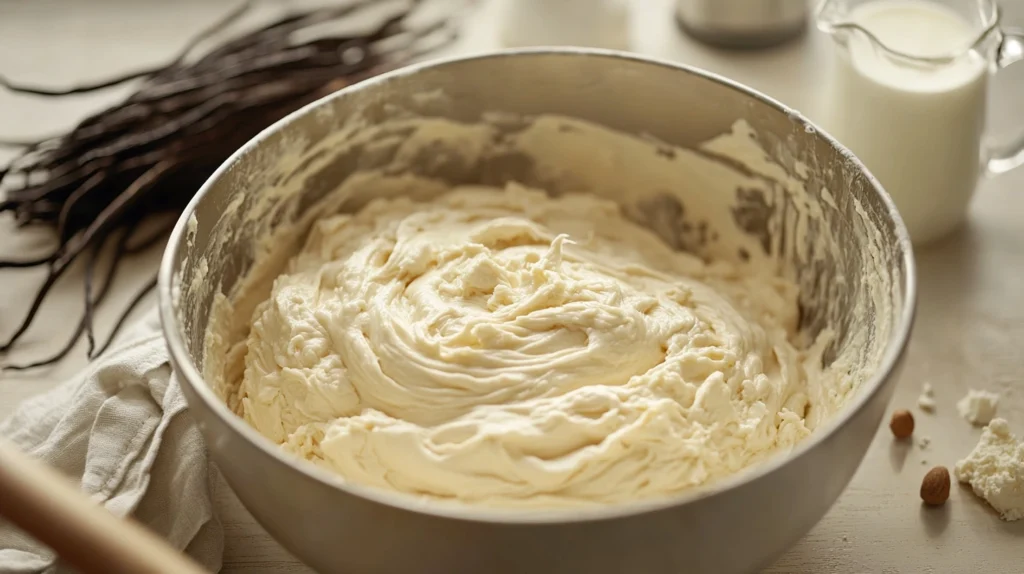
[822,0,989,244]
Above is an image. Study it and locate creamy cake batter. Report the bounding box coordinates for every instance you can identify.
[234,183,832,506]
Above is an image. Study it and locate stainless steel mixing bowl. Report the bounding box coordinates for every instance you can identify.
[158,49,916,574]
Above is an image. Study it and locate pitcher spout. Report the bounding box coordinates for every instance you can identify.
[815,0,1003,65]
[814,0,849,35]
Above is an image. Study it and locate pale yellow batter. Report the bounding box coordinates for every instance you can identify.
[235,183,831,507]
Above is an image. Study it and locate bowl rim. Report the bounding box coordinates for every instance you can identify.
[157,47,917,524]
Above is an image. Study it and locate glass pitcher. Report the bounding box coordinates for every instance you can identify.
[816,0,1024,245]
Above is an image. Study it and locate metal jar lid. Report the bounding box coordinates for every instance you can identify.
[675,0,809,49]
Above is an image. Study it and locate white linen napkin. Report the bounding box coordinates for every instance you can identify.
[0,308,222,573]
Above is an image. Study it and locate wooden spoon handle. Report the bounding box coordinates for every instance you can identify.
[0,437,207,574]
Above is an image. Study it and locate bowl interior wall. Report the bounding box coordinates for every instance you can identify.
[171,52,907,410]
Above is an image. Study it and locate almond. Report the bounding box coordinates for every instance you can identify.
[920,466,950,506]
[890,409,915,439]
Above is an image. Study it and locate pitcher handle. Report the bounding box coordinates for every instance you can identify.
[985,28,1024,175]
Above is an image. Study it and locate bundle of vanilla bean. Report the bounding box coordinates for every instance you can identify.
[0,0,459,369]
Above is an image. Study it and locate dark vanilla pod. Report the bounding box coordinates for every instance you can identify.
[0,0,458,369]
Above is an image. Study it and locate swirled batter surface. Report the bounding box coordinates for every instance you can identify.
[238,184,826,506]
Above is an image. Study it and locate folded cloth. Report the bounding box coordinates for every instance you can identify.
[0,307,222,573]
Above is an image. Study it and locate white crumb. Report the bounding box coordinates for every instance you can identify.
[955,419,1023,521]
[917,382,935,412]
[956,389,999,426]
